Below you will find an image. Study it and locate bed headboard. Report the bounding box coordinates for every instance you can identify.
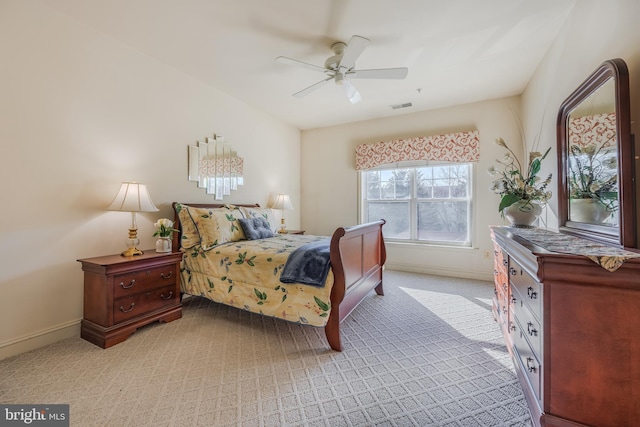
[171,202,260,251]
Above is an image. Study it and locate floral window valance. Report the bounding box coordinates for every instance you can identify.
[568,112,616,149]
[355,130,480,170]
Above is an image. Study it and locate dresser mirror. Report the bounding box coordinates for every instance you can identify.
[557,58,635,248]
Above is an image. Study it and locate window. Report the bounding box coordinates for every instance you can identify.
[362,163,472,246]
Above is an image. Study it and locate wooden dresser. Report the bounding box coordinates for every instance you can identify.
[78,251,183,348]
[490,226,640,427]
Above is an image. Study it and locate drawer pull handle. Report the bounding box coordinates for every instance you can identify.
[160,271,173,279]
[510,322,516,332]
[502,259,508,266]
[527,286,538,299]
[509,267,517,276]
[120,279,136,289]
[511,296,517,304]
[119,303,135,313]
[160,291,174,300]
[526,357,537,373]
[527,322,538,337]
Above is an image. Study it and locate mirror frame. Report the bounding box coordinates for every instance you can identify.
[557,58,636,248]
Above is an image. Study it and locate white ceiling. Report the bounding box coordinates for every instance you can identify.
[40,0,576,130]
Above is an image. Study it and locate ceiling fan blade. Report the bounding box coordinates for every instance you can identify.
[293,76,333,98]
[339,35,370,70]
[349,67,409,80]
[276,56,327,73]
[342,78,362,104]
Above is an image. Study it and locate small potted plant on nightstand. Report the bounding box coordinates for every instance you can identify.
[153,218,178,253]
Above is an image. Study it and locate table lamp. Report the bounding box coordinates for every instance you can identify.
[272,194,293,234]
[108,181,159,256]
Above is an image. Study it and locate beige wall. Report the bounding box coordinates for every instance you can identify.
[301,96,525,280]
[0,1,300,359]
[300,0,640,279]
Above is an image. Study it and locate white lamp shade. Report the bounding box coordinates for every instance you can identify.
[108,182,159,212]
[272,194,293,211]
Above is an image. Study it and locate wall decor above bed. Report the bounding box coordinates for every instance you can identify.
[188,134,244,200]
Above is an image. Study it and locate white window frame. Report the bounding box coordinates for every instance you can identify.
[359,161,474,247]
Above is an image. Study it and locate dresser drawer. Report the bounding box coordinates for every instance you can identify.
[113,264,177,298]
[512,287,542,359]
[509,260,542,322]
[513,318,542,403]
[494,266,509,307]
[494,245,508,270]
[113,285,178,323]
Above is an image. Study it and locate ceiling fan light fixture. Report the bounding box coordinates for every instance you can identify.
[343,79,361,104]
[276,34,408,103]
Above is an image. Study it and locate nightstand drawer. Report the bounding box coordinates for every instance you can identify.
[113,285,178,323]
[113,264,177,298]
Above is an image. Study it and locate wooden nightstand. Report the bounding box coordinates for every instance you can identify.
[283,230,305,235]
[77,251,182,348]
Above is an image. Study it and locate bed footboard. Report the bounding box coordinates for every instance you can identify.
[325,220,386,351]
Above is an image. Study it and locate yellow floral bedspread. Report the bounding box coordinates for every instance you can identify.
[180,234,334,327]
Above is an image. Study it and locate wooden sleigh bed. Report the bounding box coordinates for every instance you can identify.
[172,202,386,351]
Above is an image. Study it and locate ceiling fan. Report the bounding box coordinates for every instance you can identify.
[276,35,408,104]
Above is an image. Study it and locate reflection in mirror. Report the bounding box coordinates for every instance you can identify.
[188,134,244,200]
[557,58,635,248]
[567,80,618,226]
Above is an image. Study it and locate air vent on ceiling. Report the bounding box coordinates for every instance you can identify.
[390,102,412,110]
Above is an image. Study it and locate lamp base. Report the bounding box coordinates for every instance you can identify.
[278,218,288,234]
[121,247,144,257]
[121,229,143,256]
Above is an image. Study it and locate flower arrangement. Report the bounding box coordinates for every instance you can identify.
[569,142,618,212]
[153,218,178,237]
[489,137,552,214]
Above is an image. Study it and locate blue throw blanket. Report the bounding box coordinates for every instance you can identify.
[280,238,331,287]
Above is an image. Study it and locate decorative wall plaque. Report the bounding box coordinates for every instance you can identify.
[188,134,243,200]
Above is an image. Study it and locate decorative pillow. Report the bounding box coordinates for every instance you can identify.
[174,203,200,249]
[240,207,278,234]
[238,217,275,240]
[188,206,246,250]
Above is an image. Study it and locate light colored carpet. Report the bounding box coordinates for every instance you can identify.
[0,270,530,426]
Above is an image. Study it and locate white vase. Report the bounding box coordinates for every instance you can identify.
[155,236,172,253]
[570,199,610,224]
[503,200,542,228]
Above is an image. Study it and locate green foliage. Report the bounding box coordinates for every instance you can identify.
[489,139,552,213]
[235,251,256,266]
[314,296,329,312]
[254,288,267,305]
[569,142,618,212]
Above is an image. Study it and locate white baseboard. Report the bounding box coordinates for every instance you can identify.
[385,262,493,282]
[0,319,81,361]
